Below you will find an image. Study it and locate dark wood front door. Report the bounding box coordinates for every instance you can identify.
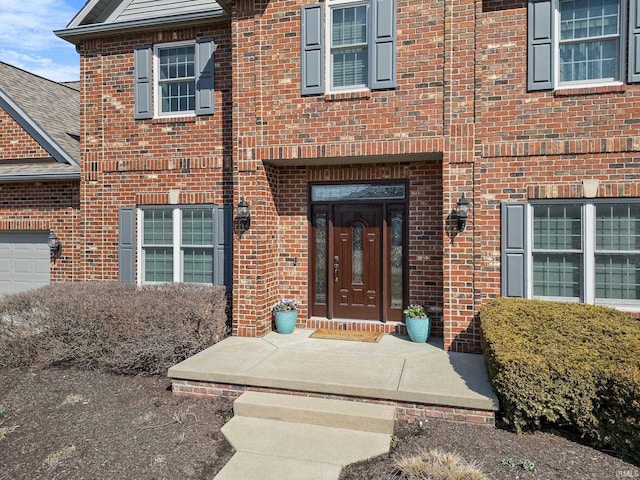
[332,205,382,320]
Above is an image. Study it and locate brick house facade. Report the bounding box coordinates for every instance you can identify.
[49,0,640,352]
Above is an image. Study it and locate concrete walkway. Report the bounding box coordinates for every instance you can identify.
[215,392,396,480]
[169,329,499,412]
[169,330,499,479]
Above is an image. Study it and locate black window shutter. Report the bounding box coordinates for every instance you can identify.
[119,207,136,283]
[134,45,153,119]
[527,0,554,91]
[501,203,528,297]
[195,38,215,115]
[370,0,397,89]
[301,4,324,95]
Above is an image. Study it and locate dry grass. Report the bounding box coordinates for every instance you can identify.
[394,448,487,480]
[44,445,77,468]
[61,393,87,405]
[0,425,18,441]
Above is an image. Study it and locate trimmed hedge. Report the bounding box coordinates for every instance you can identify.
[480,297,640,464]
[0,282,229,376]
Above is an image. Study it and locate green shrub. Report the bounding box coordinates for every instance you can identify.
[480,297,640,464]
[0,282,229,376]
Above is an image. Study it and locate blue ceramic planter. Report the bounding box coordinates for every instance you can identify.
[274,310,298,334]
[405,316,431,343]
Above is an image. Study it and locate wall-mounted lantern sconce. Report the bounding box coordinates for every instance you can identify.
[48,232,62,258]
[456,194,470,232]
[237,197,251,235]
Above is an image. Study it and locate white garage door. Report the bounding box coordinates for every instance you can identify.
[0,232,51,295]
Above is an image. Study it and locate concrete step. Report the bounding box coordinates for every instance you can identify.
[221,416,392,466]
[214,451,343,480]
[232,391,396,434]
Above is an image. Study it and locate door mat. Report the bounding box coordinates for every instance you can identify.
[309,329,384,343]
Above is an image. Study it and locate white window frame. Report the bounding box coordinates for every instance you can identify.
[153,41,197,118]
[554,0,626,89]
[137,206,215,285]
[325,0,370,93]
[527,199,640,311]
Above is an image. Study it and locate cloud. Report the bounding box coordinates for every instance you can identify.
[0,49,78,82]
[0,0,77,49]
[0,0,80,81]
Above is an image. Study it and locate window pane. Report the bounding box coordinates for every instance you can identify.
[143,209,172,245]
[332,6,367,47]
[560,0,619,40]
[183,248,213,283]
[159,46,195,80]
[161,81,196,114]
[595,204,640,301]
[595,254,640,300]
[352,222,364,284]
[533,204,582,250]
[390,212,403,308]
[311,184,406,202]
[560,40,617,82]
[182,210,213,246]
[332,48,368,88]
[533,253,582,298]
[596,204,640,251]
[315,214,327,304]
[144,247,173,282]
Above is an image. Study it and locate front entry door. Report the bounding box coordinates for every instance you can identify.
[332,205,382,320]
[310,182,408,323]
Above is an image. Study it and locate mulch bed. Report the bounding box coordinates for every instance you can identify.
[0,368,234,480]
[0,367,637,480]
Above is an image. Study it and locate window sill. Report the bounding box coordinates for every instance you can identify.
[554,84,626,96]
[151,115,198,124]
[324,90,371,101]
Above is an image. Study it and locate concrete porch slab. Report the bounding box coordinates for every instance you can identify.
[168,329,499,413]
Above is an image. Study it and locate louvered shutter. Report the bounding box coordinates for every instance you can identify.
[501,203,528,297]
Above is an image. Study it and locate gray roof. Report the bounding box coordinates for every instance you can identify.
[0,159,80,183]
[56,0,228,43]
[0,62,80,182]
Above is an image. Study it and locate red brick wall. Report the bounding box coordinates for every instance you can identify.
[233,0,445,161]
[0,110,49,160]
[77,24,232,281]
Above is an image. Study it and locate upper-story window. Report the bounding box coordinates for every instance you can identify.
[558,0,621,85]
[527,0,640,90]
[133,38,214,120]
[330,1,369,90]
[301,0,396,95]
[156,43,196,115]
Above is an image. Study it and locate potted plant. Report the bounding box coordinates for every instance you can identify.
[404,304,431,343]
[272,299,298,334]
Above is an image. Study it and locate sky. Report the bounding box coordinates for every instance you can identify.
[0,0,87,82]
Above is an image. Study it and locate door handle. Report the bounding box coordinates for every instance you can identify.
[333,256,339,282]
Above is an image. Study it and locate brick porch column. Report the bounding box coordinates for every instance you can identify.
[232,0,280,337]
[442,0,481,352]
